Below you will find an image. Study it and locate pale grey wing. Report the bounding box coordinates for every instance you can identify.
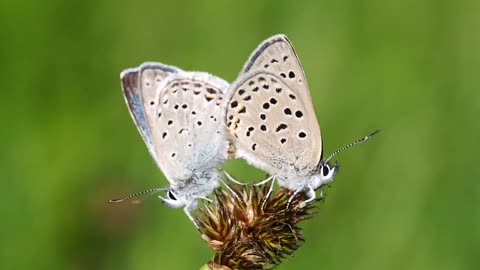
[240,34,309,91]
[226,70,321,178]
[121,68,157,159]
[228,34,322,175]
[238,34,321,155]
[149,72,230,187]
[121,62,181,162]
[138,62,182,132]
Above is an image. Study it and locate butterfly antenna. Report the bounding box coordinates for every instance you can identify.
[324,130,380,163]
[109,188,167,204]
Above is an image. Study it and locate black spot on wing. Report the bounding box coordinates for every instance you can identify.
[206,87,217,94]
[276,123,288,132]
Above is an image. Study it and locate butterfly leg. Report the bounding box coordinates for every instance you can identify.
[287,188,303,209]
[299,186,316,208]
[184,204,199,229]
[218,177,241,201]
[223,170,247,185]
[254,175,275,186]
[259,176,276,209]
[197,196,214,203]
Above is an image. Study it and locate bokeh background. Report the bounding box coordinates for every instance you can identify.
[1,0,479,269]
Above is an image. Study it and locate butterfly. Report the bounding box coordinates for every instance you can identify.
[225,35,378,206]
[113,62,233,225]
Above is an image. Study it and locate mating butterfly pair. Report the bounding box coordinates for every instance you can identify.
[112,34,378,226]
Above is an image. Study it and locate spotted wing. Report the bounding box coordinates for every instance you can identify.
[121,62,181,162]
[148,72,230,186]
[226,35,322,177]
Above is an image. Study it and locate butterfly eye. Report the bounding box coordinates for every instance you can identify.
[167,190,177,200]
[322,165,330,177]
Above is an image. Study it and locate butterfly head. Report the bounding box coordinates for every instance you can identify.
[160,188,192,208]
[160,174,219,208]
[311,160,339,190]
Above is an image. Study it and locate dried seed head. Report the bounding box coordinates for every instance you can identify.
[196,183,322,270]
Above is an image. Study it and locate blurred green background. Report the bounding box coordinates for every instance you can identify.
[1,0,479,269]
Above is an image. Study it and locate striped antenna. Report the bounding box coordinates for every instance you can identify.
[109,188,167,204]
[324,130,380,163]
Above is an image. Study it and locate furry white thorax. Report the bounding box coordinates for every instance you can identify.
[276,163,337,192]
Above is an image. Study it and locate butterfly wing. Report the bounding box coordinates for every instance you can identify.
[226,35,322,178]
[149,72,230,187]
[121,62,181,162]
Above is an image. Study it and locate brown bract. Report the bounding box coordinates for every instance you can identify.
[196,183,322,270]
